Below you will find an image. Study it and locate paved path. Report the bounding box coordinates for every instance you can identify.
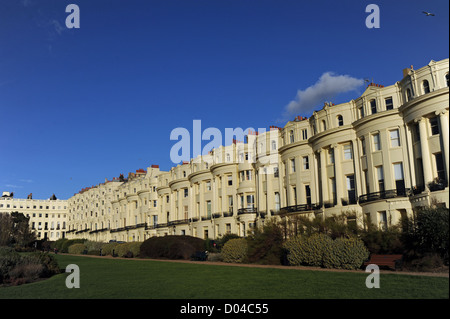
[59,253,449,278]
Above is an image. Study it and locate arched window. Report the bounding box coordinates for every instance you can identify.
[289,130,294,143]
[337,115,344,127]
[422,80,430,94]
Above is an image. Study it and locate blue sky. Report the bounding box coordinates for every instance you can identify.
[0,0,448,200]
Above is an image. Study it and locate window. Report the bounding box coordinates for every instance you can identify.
[446,73,449,87]
[364,170,370,194]
[393,163,405,195]
[184,188,188,197]
[376,166,385,192]
[360,137,366,155]
[206,181,211,191]
[228,196,233,211]
[414,123,420,142]
[206,201,211,218]
[406,88,412,102]
[292,186,297,206]
[385,97,393,110]
[322,120,327,131]
[430,117,440,135]
[271,140,277,150]
[435,153,445,181]
[373,133,381,151]
[290,159,296,173]
[273,166,279,178]
[328,148,335,164]
[246,170,252,181]
[379,211,387,230]
[359,107,364,119]
[274,192,280,211]
[330,177,337,205]
[343,144,352,160]
[227,175,233,186]
[303,156,309,170]
[246,195,255,209]
[422,80,430,94]
[370,99,377,114]
[289,130,294,143]
[346,175,356,204]
[226,153,231,162]
[305,185,311,206]
[337,115,344,127]
[390,129,400,147]
[302,129,308,140]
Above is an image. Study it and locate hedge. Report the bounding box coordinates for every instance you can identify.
[140,236,205,260]
[116,242,142,258]
[221,238,248,263]
[284,234,369,270]
[68,243,87,255]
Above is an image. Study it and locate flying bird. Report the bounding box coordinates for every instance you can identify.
[422,11,435,16]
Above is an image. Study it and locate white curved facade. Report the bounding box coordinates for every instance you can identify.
[3,59,447,242]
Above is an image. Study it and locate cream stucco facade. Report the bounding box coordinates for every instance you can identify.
[2,58,448,242]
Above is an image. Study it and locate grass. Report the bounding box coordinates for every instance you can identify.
[0,254,448,299]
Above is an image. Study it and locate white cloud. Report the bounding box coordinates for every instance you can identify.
[5,184,23,189]
[19,179,34,183]
[284,72,364,117]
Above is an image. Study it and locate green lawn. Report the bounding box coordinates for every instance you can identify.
[0,254,448,299]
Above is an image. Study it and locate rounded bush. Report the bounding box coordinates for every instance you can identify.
[221,238,248,263]
[323,237,369,270]
[284,234,333,267]
[68,243,87,255]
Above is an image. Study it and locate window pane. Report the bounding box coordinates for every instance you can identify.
[390,129,400,147]
[393,163,404,180]
[385,97,393,110]
[344,144,352,160]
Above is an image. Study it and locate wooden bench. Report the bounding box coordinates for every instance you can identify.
[364,254,403,270]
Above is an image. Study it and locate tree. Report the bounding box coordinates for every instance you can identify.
[0,213,14,246]
[0,212,36,248]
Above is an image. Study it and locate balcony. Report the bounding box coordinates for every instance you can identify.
[428,179,448,192]
[358,188,410,204]
[237,207,258,215]
[278,204,320,215]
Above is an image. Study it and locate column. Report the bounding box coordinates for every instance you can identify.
[437,110,449,183]
[319,148,329,204]
[416,117,433,188]
[332,144,344,205]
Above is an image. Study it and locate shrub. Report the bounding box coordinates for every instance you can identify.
[140,236,205,260]
[283,234,333,267]
[323,237,369,270]
[221,238,248,263]
[68,243,87,255]
[0,250,59,286]
[101,242,118,256]
[216,233,240,250]
[116,242,142,258]
[247,220,284,265]
[85,241,104,254]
